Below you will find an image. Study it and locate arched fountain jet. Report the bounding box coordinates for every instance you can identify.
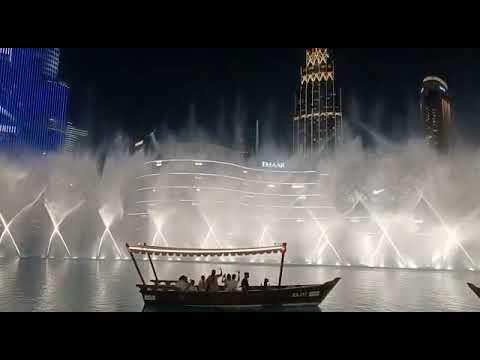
[96,206,124,260]
[151,227,169,248]
[44,199,85,259]
[307,209,344,266]
[199,211,223,249]
[413,188,476,269]
[146,211,171,261]
[254,217,275,264]
[344,191,407,268]
[0,188,46,258]
[149,211,170,248]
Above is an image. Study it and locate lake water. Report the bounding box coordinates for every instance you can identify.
[0,258,479,312]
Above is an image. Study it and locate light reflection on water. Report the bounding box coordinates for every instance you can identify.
[0,258,479,312]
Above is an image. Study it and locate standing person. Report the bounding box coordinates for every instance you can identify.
[206,268,223,292]
[198,275,207,292]
[226,271,241,292]
[241,272,250,294]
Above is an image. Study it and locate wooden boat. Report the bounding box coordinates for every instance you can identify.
[467,283,480,299]
[127,243,340,309]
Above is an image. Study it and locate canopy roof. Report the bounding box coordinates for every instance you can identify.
[127,243,287,257]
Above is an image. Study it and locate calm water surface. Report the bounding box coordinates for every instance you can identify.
[0,258,479,312]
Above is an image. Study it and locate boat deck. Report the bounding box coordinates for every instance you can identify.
[137,278,341,307]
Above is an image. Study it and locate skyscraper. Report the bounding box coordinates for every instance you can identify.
[420,76,451,153]
[293,48,343,158]
[64,122,88,154]
[0,48,69,154]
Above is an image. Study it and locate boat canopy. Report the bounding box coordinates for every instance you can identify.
[126,243,287,257]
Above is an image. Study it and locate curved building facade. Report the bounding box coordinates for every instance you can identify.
[128,144,335,262]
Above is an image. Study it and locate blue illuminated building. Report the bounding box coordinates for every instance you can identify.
[0,48,69,154]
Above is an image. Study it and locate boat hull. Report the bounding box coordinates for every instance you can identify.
[468,283,480,299]
[138,278,340,308]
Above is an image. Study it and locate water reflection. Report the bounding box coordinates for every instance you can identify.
[0,259,478,312]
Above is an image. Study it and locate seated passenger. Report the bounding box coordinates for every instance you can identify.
[198,275,207,292]
[176,275,190,292]
[223,274,232,290]
[188,280,198,292]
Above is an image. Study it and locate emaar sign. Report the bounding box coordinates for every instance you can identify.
[260,161,286,169]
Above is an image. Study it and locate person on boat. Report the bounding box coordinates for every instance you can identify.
[188,280,198,292]
[226,271,241,292]
[263,278,270,289]
[206,268,223,292]
[176,275,190,292]
[222,273,232,290]
[198,275,207,292]
[241,272,250,293]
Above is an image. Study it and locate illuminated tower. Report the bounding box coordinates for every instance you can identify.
[293,48,343,158]
[420,76,451,154]
[0,48,69,154]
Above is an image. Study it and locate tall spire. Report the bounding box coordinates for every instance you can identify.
[293,48,343,158]
[303,48,334,83]
[306,48,330,66]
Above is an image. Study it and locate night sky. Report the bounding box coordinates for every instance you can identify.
[60,48,480,148]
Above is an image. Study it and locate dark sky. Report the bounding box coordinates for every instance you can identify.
[60,48,480,148]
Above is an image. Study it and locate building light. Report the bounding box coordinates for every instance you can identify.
[268,184,276,189]
[0,125,16,134]
[292,184,305,189]
[195,162,203,166]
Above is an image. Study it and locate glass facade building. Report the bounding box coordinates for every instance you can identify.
[0,48,69,154]
[420,76,451,154]
[64,122,88,153]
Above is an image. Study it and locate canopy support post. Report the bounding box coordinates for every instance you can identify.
[278,243,287,288]
[147,253,159,284]
[127,244,146,286]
